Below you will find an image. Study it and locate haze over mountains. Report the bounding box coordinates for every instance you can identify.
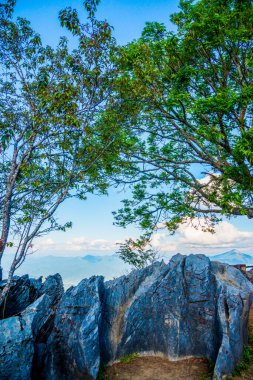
[210,249,253,266]
[2,254,131,288]
[2,249,253,288]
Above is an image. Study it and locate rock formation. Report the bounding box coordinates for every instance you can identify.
[0,274,64,380]
[0,254,253,380]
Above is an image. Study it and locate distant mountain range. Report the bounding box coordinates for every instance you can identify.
[2,254,130,288]
[2,249,253,288]
[210,249,253,266]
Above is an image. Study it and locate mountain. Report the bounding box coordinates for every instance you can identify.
[210,249,253,266]
[82,255,103,263]
[2,254,130,288]
[3,249,253,289]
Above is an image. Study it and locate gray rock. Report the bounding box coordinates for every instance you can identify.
[100,261,165,362]
[101,254,253,380]
[0,275,43,319]
[211,262,253,379]
[0,255,253,380]
[0,315,34,380]
[0,274,64,380]
[102,255,220,361]
[44,276,104,380]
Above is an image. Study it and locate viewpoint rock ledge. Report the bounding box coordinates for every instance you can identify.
[0,254,253,380]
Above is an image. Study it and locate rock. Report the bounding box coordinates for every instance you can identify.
[211,261,253,379]
[0,315,34,380]
[100,261,165,362]
[0,274,43,319]
[44,276,104,380]
[0,255,253,380]
[246,268,253,284]
[102,255,220,361]
[101,254,253,380]
[31,274,64,379]
[0,274,63,380]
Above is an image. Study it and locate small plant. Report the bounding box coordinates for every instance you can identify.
[207,358,214,375]
[248,333,253,345]
[198,358,214,379]
[97,364,108,380]
[232,345,253,376]
[119,352,139,364]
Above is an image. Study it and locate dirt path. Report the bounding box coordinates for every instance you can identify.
[104,356,211,380]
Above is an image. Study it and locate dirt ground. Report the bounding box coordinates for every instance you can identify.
[104,300,253,380]
[104,354,253,380]
[104,356,211,380]
[233,371,253,380]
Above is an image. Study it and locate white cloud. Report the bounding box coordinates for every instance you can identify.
[65,237,118,252]
[34,219,253,257]
[35,236,120,255]
[151,233,178,252]
[178,220,253,249]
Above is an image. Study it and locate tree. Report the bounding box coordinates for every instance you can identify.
[111,0,253,238]
[0,0,125,303]
[117,234,159,269]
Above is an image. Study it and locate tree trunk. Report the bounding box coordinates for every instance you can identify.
[0,266,15,310]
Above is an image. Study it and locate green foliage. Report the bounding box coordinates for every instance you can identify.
[119,353,139,364]
[110,0,253,236]
[97,364,109,380]
[206,358,214,378]
[0,0,124,276]
[232,345,253,376]
[117,234,158,269]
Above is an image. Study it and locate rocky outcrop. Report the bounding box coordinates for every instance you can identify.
[211,262,253,379]
[100,261,165,363]
[246,267,253,284]
[0,274,63,380]
[102,255,219,361]
[43,276,104,380]
[0,274,43,319]
[101,254,253,379]
[0,254,253,380]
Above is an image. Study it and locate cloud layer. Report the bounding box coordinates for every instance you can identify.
[35,220,253,256]
[178,220,253,250]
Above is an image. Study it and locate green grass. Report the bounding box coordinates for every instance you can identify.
[96,353,139,379]
[232,345,253,377]
[119,352,139,364]
[198,358,214,380]
[97,364,107,380]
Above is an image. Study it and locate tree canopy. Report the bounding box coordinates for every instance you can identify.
[112,0,253,236]
[0,0,128,292]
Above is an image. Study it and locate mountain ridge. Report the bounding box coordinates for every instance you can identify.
[210,249,253,265]
[3,250,253,288]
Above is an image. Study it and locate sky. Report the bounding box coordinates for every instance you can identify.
[12,0,253,259]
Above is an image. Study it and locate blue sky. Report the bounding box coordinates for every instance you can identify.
[15,0,178,46]
[13,0,253,258]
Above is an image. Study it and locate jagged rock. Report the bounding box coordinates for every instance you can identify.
[101,254,253,380]
[246,267,253,284]
[0,255,252,380]
[0,274,63,380]
[43,276,104,380]
[0,274,43,319]
[211,262,253,379]
[100,261,165,362]
[0,315,34,380]
[102,255,220,361]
